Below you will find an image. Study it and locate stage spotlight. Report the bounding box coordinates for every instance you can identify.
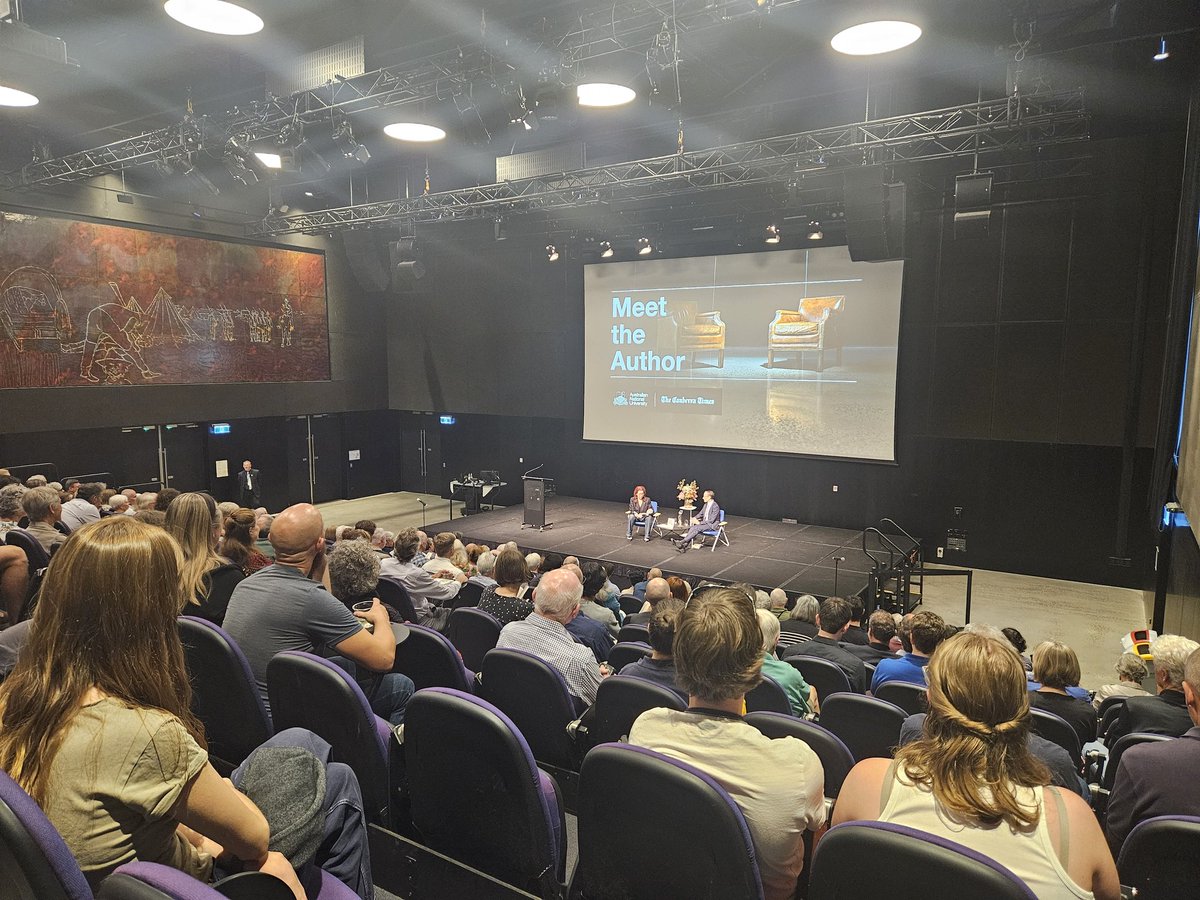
[384,122,447,142]
[765,223,781,244]
[600,240,614,258]
[494,218,507,241]
[831,21,922,56]
[1154,36,1170,61]
[807,220,824,240]
[500,80,531,125]
[0,84,39,107]
[224,150,258,185]
[179,158,220,196]
[546,244,560,262]
[637,236,654,255]
[333,121,369,164]
[577,82,636,107]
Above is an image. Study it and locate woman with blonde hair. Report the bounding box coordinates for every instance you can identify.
[0,516,305,895]
[833,632,1118,899]
[165,492,243,624]
[221,507,271,576]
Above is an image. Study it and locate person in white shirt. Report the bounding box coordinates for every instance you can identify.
[60,482,105,532]
[422,532,464,578]
[381,528,463,615]
[629,585,825,900]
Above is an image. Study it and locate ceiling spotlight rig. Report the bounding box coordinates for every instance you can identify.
[332,121,370,164]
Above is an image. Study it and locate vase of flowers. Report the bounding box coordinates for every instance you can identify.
[676,479,699,510]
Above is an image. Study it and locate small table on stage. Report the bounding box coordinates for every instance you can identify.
[449,479,507,516]
[678,505,696,528]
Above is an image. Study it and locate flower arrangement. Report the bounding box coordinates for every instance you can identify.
[676,479,699,506]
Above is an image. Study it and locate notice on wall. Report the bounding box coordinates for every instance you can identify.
[215,459,229,478]
[348,449,361,461]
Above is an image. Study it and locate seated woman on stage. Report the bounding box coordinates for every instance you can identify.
[626,485,655,541]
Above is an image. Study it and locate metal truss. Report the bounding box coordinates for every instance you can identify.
[4,0,815,190]
[247,89,1089,236]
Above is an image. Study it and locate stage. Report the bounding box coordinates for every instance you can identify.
[423,495,875,598]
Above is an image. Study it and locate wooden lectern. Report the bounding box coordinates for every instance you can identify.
[522,476,554,530]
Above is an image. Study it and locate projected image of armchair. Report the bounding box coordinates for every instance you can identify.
[766,294,846,370]
[669,301,726,368]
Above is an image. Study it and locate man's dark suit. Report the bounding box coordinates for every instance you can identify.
[844,640,897,664]
[782,634,867,692]
[1110,690,1192,743]
[677,499,721,546]
[1106,726,1200,852]
[237,468,261,507]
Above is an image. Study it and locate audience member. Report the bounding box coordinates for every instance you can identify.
[327,538,383,611]
[841,596,869,645]
[154,487,180,511]
[618,598,685,696]
[1093,652,1151,710]
[777,593,819,650]
[23,473,47,488]
[495,568,608,707]
[478,548,534,626]
[0,484,24,532]
[629,585,825,900]
[756,609,816,716]
[666,575,691,602]
[833,632,1119,900]
[224,504,414,727]
[165,492,244,625]
[422,532,464,577]
[60,481,104,531]
[410,530,432,568]
[353,519,377,537]
[844,610,899,663]
[1105,647,1200,853]
[380,527,464,617]
[255,513,276,559]
[135,491,157,511]
[106,493,130,516]
[134,509,166,527]
[0,543,28,624]
[769,588,791,620]
[578,562,619,637]
[631,567,662,601]
[1028,641,1097,749]
[782,596,867,692]
[221,507,271,576]
[1109,634,1200,741]
[469,550,497,589]
[870,609,946,692]
[217,500,239,523]
[0,516,373,898]
[524,552,543,586]
[624,577,670,625]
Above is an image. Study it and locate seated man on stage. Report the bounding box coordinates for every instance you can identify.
[626,484,656,541]
[673,490,720,552]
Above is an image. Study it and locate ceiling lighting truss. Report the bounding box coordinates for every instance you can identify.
[4,0,814,190]
[246,88,1089,236]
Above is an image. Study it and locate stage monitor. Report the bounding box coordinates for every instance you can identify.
[582,247,904,462]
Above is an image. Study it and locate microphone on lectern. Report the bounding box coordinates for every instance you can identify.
[523,463,545,477]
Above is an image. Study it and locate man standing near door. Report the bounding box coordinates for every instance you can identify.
[238,460,261,508]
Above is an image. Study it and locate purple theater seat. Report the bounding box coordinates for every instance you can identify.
[0,768,94,899]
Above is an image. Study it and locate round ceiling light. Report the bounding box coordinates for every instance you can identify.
[831,21,922,56]
[577,83,636,108]
[164,0,264,36]
[383,122,447,142]
[0,85,39,107]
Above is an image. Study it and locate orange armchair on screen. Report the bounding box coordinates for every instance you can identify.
[766,295,846,370]
[669,301,726,368]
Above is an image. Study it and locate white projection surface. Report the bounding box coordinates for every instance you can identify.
[582,246,905,461]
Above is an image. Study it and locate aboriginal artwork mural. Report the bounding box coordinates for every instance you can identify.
[0,211,330,388]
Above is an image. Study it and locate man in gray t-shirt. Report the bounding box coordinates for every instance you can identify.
[223,503,414,725]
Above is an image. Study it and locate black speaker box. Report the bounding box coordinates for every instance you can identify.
[954,172,994,239]
[389,237,426,285]
[341,230,391,292]
[844,167,905,261]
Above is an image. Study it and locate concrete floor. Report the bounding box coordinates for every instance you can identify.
[315,491,466,536]
[918,564,1150,691]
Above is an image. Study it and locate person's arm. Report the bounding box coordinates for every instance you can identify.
[1102,756,1139,853]
[1051,787,1121,900]
[171,763,269,864]
[830,758,890,825]
[333,599,396,672]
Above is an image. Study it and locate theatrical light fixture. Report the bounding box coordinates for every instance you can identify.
[332,121,370,164]
[807,220,824,240]
[637,236,654,256]
[577,82,637,107]
[254,151,282,169]
[384,122,447,142]
[494,218,507,241]
[303,190,315,197]
[1154,37,1170,61]
[831,21,922,56]
[0,84,39,107]
[546,244,560,262]
[600,240,614,258]
[163,0,264,36]
[765,223,781,244]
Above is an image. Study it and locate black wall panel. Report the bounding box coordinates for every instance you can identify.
[928,325,997,437]
[1058,322,1134,446]
[1000,204,1072,322]
[992,323,1065,442]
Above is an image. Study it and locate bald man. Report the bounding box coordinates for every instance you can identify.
[625,577,671,626]
[223,503,415,727]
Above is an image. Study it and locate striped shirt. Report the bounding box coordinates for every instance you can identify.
[496,612,603,706]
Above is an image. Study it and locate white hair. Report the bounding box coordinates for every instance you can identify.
[769,588,788,609]
[962,622,1007,644]
[476,551,496,576]
[756,608,781,653]
[755,590,771,609]
[1151,634,1200,688]
[525,552,542,571]
[108,495,130,510]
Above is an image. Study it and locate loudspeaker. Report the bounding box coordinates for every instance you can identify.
[844,167,905,261]
[954,172,993,238]
[341,230,390,292]
[389,237,426,285]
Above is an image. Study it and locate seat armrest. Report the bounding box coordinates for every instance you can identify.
[697,311,725,328]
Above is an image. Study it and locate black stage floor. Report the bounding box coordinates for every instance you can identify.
[424,496,874,598]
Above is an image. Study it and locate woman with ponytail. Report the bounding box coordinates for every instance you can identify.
[221,507,271,576]
[832,631,1118,899]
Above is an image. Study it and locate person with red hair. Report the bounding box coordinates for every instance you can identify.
[626,484,656,541]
